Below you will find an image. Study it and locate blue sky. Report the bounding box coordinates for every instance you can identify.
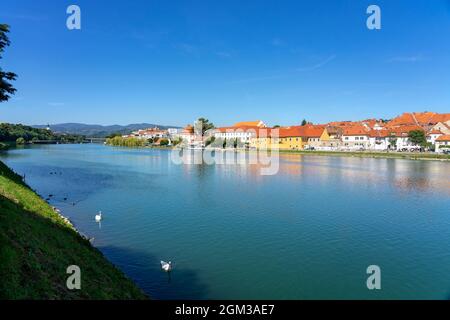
[1,0,450,127]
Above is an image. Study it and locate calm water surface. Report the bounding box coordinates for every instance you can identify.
[1,144,450,299]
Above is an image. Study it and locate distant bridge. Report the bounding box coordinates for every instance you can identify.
[87,138,107,143]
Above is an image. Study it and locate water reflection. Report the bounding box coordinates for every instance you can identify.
[1,145,450,299]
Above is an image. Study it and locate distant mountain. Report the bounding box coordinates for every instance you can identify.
[32,123,180,138]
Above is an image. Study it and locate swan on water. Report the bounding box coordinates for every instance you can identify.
[161,261,172,272]
[95,211,102,222]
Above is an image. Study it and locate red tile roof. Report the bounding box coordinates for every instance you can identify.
[368,129,390,138]
[279,125,325,138]
[182,125,194,134]
[427,129,442,135]
[388,112,450,127]
[342,125,369,136]
[387,125,424,137]
[436,135,450,142]
[233,121,266,128]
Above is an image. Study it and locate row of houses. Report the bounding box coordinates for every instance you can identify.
[122,112,450,152]
[209,112,450,152]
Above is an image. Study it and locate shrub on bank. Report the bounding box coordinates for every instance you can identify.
[106,136,146,147]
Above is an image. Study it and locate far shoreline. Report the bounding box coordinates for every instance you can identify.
[103,143,450,162]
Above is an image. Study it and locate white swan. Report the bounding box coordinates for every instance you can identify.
[161,260,172,272]
[95,211,102,222]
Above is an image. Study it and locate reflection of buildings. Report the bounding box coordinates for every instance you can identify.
[172,147,450,197]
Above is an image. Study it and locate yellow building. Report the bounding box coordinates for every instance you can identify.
[250,128,280,149]
[251,125,329,150]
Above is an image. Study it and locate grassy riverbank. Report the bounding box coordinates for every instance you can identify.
[0,160,147,299]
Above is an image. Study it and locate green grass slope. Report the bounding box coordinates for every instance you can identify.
[0,160,147,299]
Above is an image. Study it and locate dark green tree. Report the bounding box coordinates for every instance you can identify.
[159,138,169,146]
[408,130,427,146]
[16,137,25,144]
[196,118,215,136]
[301,119,307,126]
[0,24,17,102]
[106,132,122,139]
[388,137,397,150]
[205,136,215,146]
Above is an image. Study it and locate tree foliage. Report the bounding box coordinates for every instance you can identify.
[159,138,169,146]
[0,123,83,143]
[106,136,146,147]
[0,24,17,102]
[196,118,215,135]
[15,137,25,144]
[408,130,427,146]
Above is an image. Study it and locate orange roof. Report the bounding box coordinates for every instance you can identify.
[327,121,359,127]
[279,126,303,138]
[388,112,450,127]
[368,129,390,138]
[279,125,325,138]
[342,125,369,136]
[427,129,442,135]
[436,135,450,142]
[182,125,194,134]
[301,125,325,138]
[233,120,266,128]
[387,125,424,137]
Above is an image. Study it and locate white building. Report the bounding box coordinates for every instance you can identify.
[213,127,259,144]
[167,128,182,137]
[435,135,450,153]
[213,120,266,144]
[388,126,425,151]
[340,126,370,150]
[367,130,390,150]
[426,129,443,145]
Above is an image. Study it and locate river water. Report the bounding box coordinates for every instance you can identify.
[1,144,450,299]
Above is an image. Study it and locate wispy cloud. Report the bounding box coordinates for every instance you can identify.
[216,51,234,58]
[174,43,199,55]
[48,102,65,107]
[296,55,337,71]
[387,55,426,63]
[230,74,288,84]
[229,54,337,84]
[270,38,284,47]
